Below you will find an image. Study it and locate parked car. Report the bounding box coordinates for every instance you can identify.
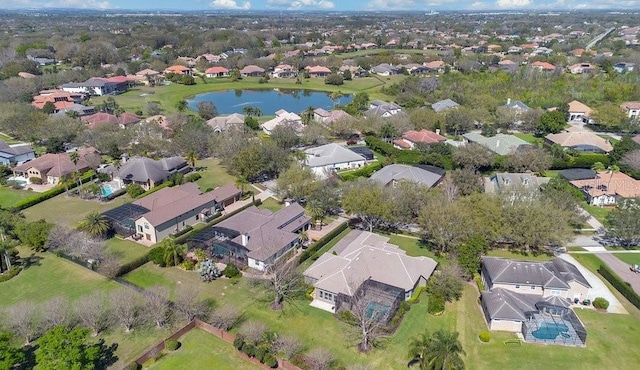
[630,264,640,273]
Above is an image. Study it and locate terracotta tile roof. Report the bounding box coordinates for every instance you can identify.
[136,68,160,76]
[163,65,191,74]
[570,171,640,198]
[568,100,593,116]
[531,61,555,70]
[402,129,446,144]
[240,65,265,74]
[81,112,119,128]
[621,102,640,110]
[393,139,411,148]
[306,65,331,74]
[205,66,229,74]
[12,148,100,179]
[545,131,613,152]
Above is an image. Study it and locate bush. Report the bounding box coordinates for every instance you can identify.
[135,182,172,199]
[241,343,255,357]
[263,353,278,368]
[255,347,267,362]
[427,294,445,315]
[474,274,485,292]
[28,176,44,185]
[12,171,96,211]
[104,188,127,201]
[171,225,193,238]
[165,339,180,351]
[305,285,314,301]
[115,253,151,277]
[478,331,491,342]
[299,223,349,264]
[598,264,640,310]
[408,286,425,304]
[126,184,145,198]
[339,162,383,181]
[181,259,195,270]
[125,362,140,370]
[233,336,245,350]
[389,301,411,327]
[0,266,22,282]
[223,263,241,278]
[185,173,202,182]
[149,246,166,266]
[593,297,610,310]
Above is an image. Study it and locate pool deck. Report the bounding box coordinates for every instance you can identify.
[523,314,585,347]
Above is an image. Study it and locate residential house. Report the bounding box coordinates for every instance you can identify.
[348,146,374,160]
[370,63,397,76]
[240,65,265,77]
[424,60,446,72]
[431,99,460,113]
[370,164,445,189]
[12,147,101,185]
[80,112,140,129]
[614,62,635,74]
[568,63,597,74]
[261,110,303,135]
[0,140,35,165]
[304,230,437,316]
[205,66,229,78]
[118,155,189,190]
[339,65,366,77]
[365,100,403,118]
[32,90,86,113]
[500,98,530,113]
[621,101,640,120]
[188,203,310,271]
[480,256,590,338]
[271,64,297,78]
[134,69,161,85]
[463,132,531,156]
[51,104,96,117]
[545,130,613,153]
[206,113,245,132]
[27,54,55,66]
[313,108,352,125]
[567,100,594,124]
[498,59,518,73]
[304,143,367,178]
[61,77,130,96]
[402,63,428,75]
[393,129,446,150]
[306,65,332,78]
[531,61,556,72]
[163,65,192,76]
[568,171,640,206]
[132,183,241,244]
[484,172,550,196]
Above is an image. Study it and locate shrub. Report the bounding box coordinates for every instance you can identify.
[171,225,193,238]
[0,266,22,282]
[223,263,241,278]
[593,297,610,310]
[125,362,140,370]
[478,331,491,342]
[241,343,255,357]
[233,336,245,350]
[474,274,485,292]
[28,176,44,185]
[427,294,445,315]
[149,246,166,266]
[165,339,180,351]
[181,259,195,270]
[339,162,383,181]
[299,223,349,264]
[12,171,95,210]
[135,182,172,199]
[408,286,425,304]
[115,253,151,277]
[255,347,267,362]
[389,301,411,327]
[263,353,278,368]
[598,264,640,310]
[185,173,202,182]
[305,285,314,301]
[126,184,145,198]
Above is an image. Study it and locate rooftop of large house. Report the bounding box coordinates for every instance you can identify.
[304,143,365,168]
[569,171,640,199]
[482,256,591,290]
[12,147,100,178]
[370,164,445,188]
[463,133,531,155]
[545,131,613,152]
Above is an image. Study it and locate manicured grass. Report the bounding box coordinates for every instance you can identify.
[22,193,130,228]
[105,237,150,265]
[582,203,612,225]
[485,249,554,261]
[614,253,640,266]
[91,75,401,115]
[0,247,119,307]
[543,169,561,178]
[194,157,237,191]
[148,328,256,370]
[123,263,176,292]
[0,132,20,144]
[0,186,35,208]
[513,133,544,146]
[386,234,440,261]
[258,197,283,212]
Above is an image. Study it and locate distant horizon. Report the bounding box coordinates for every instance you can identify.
[1,0,639,13]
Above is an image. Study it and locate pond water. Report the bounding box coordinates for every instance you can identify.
[187,89,353,115]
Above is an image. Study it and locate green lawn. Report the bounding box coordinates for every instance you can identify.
[485,249,554,261]
[194,157,237,191]
[91,75,401,115]
[105,237,150,265]
[0,186,35,209]
[513,133,544,146]
[582,203,612,225]
[0,132,20,144]
[613,253,640,265]
[22,193,130,228]
[258,197,283,212]
[147,328,256,370]
[386,234,440,261]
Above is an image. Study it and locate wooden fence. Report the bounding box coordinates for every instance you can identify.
[131,319,302,370]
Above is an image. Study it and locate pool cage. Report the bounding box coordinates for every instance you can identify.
[101,203,150,237]
[336,279,404,325]
[522,302,587,347]
[186,226,248,267]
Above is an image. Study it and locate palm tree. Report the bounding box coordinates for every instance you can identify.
[302,106,315,125]
[175,99,188,112]
[78,211,111,238]
[427,330,465,370]
[161,239,184,267]
[591,161,605,178]
[606,164,620,192]
[185,150,199,169]
[235,176,249,196]
[306,200,326,230]
[329,91,343,108]
[408,330,432,370]
[298,231,309,247]
[69,150,81,193]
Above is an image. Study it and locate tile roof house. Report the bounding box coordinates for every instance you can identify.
[163,65,192,76]
[370,164,445,188]
[0,140,35,165]
[118,155,189,190]
[370,63,398,76]
[365,100,403,118]
[189,203,310,271]
[463,132,531,155]
[51,104,96,117]
[261,110,303,135]
[567,100,594,124]
[272,64,297,78]
[12,147,101,185]
[313,109,352,125]
[621,101,640,120]
[484,172,550,196]
[531,61,556,72]
[132,183,241,244]
[431,99,460,113]
[304,230,437,315]
[393,129,446,149]
[568,171,640,206]
[205,66,229,78]
[545,131,613,153]
[304,143,367,178]
[61,77,130,96]
[480,256,591,333]
[424,60,446,72]
[568,63,597,74]
[206,113,245,132]
[32,90,86,113]
[240,65,265,77]
[305,65,332,78]
[500,98,530,112]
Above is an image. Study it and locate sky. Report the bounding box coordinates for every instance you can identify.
[1,0,639,11]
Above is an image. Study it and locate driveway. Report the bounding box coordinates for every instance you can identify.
[559,254,627,314]
[595,252,640,294]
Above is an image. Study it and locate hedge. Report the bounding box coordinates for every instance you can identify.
[551,153,610,170]
[339,162,383,181]
[104,188,127,201]
[598,263,640,310]
[12,170,96,211]
[171,225,193,238]
[299,222,349,264]
[115,253,151,277]
[135,181,172,199]
[408,286,425,304]
[0,266,22,282]
[365,136,423,164]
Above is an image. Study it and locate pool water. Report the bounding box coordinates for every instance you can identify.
[531,322,569,340]
[365,302,390,320]
[101,184,115,197]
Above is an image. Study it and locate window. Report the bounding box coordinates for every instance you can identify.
[515,285,520,289]
[530,286,536,290]
[551,290,561,296]
[138,225,143,232]
[144,222,149,229]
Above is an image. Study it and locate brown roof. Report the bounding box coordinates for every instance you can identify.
[568,100,593,116]
[621,102,640,111]
[13,147,100,178]
[205,66,229,74]
[306,65,331,74]
[81,112,119,127]
[531,61,555,70]
[402,129,446,144]
[570,171,640,198]
[240,65,265,74]
[545,131,613,152]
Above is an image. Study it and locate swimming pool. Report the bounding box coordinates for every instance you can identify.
[531,321,569,340]
[101,184,115,197]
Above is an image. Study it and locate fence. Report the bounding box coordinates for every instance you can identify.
[131,319,302,370]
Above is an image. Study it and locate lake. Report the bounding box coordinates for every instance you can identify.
[187,89,353,115]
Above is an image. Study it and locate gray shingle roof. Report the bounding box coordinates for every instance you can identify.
[463,133,531,155]
[481,288,539,321]
[370,164,444,188]
[431,99,460,113]
[304,143,365,168]
[119,156,186,183]
[482,257,591,290]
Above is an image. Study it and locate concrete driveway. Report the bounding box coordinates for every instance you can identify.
[559,254,627,314]
[595,253,640,294]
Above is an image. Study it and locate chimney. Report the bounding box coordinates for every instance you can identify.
[241,233,249,247]
[507,98,511,105]
[120,153,128,165]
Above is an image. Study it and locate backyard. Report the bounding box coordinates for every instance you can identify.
[106,237,151,266]
[22,193,130,227]
[258,197,283,212]
[194,157,237,191]
[0,186,35,209]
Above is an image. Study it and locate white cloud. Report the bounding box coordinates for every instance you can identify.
[366,0,418,9]
[267,0,335,9]
[4,0,111,9]
[496,0,532,8]
[210,0,251,9]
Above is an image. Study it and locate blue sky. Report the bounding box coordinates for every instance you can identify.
[2,0,639,11]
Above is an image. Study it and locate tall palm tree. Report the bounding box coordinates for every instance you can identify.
[185,150,199,169]
[302,106,315,125]
[69,150,81,192]
[408,330,432,370]
[591,161,605,178]
[235,176,249,196]
[306,200,326,230]
[161,239,184,267]
[427,330,465,370]
[78,211,111,238]
[298,231,309,247]
[329,91,343,108]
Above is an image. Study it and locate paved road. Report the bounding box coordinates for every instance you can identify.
[595,252,640,294]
